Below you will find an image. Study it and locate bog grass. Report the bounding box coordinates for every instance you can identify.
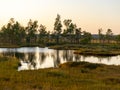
[0,56,120,90]
[49,44,120,56]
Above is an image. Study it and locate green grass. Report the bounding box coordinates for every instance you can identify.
[0,56,120,90]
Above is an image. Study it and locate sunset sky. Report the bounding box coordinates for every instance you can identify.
[0,0,120,34]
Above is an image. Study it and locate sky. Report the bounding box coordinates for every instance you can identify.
[0,0,120,34]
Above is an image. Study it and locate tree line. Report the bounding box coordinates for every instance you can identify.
[0,14,120,46]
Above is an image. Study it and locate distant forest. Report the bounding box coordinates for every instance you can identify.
[0,14,120,46]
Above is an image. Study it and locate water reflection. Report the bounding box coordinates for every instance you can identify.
[0,47,120,71]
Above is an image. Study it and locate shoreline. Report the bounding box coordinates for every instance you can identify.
[0,44,120,56]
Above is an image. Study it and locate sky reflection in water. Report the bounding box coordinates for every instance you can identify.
[0,47,120,71]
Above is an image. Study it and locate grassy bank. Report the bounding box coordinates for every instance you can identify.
[74,44,120,56]
[74,48,120,56]
[0,56,120,90]
[49,44,120,56]
[0,43,46,48]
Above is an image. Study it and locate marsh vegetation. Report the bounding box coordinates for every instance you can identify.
[0,56,120,90]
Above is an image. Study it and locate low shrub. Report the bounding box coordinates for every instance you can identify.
[84,63,102,70]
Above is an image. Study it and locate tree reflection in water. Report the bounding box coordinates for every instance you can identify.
[74,54,81,62]
[0,47,119,71]
[54,50,60,67]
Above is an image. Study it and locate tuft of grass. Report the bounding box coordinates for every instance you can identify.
[59,61,102,69]
[84,63,102,70]
[80,68,90,73]
[103,78,120,84]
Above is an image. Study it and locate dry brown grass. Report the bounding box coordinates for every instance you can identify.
[0,56,120,90]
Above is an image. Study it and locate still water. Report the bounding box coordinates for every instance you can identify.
[0,47,120,71]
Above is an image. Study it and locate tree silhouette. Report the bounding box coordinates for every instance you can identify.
[26,19,38,44]
[38,24,47,44]
[81,31,92,44]
[116,34,120,44]
[75,28,81,44]
[106,29,113,43]
[0,15,117,46]
[54,14,62,44]
[98,28,104,44]
[0,18,26,45]
[63,19,76,43]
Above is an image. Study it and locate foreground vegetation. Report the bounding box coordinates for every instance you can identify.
[0,56,120,90]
